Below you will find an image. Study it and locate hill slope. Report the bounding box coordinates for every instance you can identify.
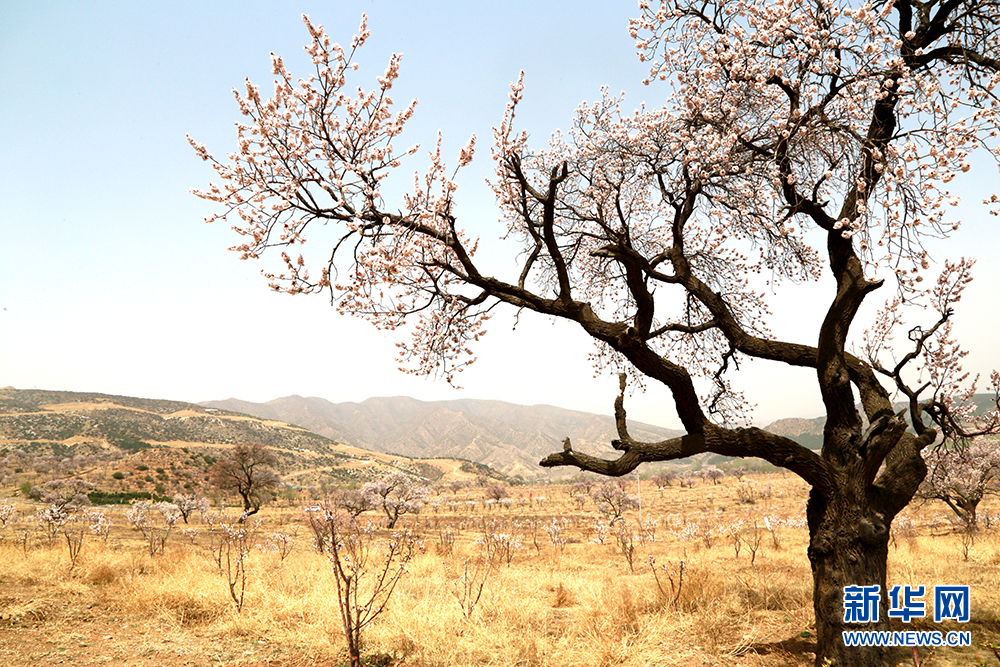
[0,388,500,499]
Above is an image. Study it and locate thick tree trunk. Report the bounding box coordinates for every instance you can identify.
[808,487,895,667]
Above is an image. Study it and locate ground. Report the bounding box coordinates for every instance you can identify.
[1,472,998,667]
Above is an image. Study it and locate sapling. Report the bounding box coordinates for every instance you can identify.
[259,530,294,563]
[477,519,522,565]
[36,504,68,546]
[543,517,569,553]
[446,556,493,620]
[62,518,85,571]
[648,555,686,610]
[614,521,637,573]
[0,504,17,532]
[221,523,257,611]
[84,508,112,542]
[314,505,417,667]
[127,501,181,556]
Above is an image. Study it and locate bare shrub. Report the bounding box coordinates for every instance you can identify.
[744,519,763,567]
[516,518,543,554]
[735,481,758,504]
[61,517,86,571]
[726,519,744,559]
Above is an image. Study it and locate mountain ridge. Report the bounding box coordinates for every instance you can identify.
[201,394,687,479]
[202,392,1000,477]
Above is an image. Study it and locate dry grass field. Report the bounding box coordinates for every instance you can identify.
[1,473,998,667]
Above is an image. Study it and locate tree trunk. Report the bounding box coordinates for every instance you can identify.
[808,487,896,667]
[238,494,259,523]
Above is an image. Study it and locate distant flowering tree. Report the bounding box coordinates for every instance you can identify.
[700,466,725,485]
[191,4,1000,665]
[651,471,676,491]
[172,493,210,524]
[917,440,1000,531]
[591,481,640,525]
[30,479,92,510]
[484,484,509,502]
[332,488,375,518]
[362,472,429,528]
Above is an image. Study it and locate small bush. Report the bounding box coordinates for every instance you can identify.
[88,490,171,505]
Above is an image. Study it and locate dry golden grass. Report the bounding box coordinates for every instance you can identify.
[0,474,998,667]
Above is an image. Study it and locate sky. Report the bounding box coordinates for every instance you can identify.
[1,1,998,431]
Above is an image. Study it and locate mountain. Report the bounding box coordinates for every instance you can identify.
[762,416,826,450]
[0,388,501,498]
[201,395,686,479]
[759,394,1000,451]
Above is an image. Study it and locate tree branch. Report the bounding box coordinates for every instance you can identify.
[541,374,834,496]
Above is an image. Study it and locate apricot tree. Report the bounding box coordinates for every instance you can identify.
[190,2,1000,664]
[917,440,1000,530]
[209,442,281,521]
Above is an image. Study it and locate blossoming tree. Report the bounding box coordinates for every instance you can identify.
[917,440,1000,530]
[361,472,429,528]
[190,2,1000,664]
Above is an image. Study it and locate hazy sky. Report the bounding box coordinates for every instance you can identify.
[2,1,998,430]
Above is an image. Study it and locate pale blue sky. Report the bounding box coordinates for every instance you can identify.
[2,1,998,429]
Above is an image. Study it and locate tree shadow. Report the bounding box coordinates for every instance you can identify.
[746,635,817,663]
